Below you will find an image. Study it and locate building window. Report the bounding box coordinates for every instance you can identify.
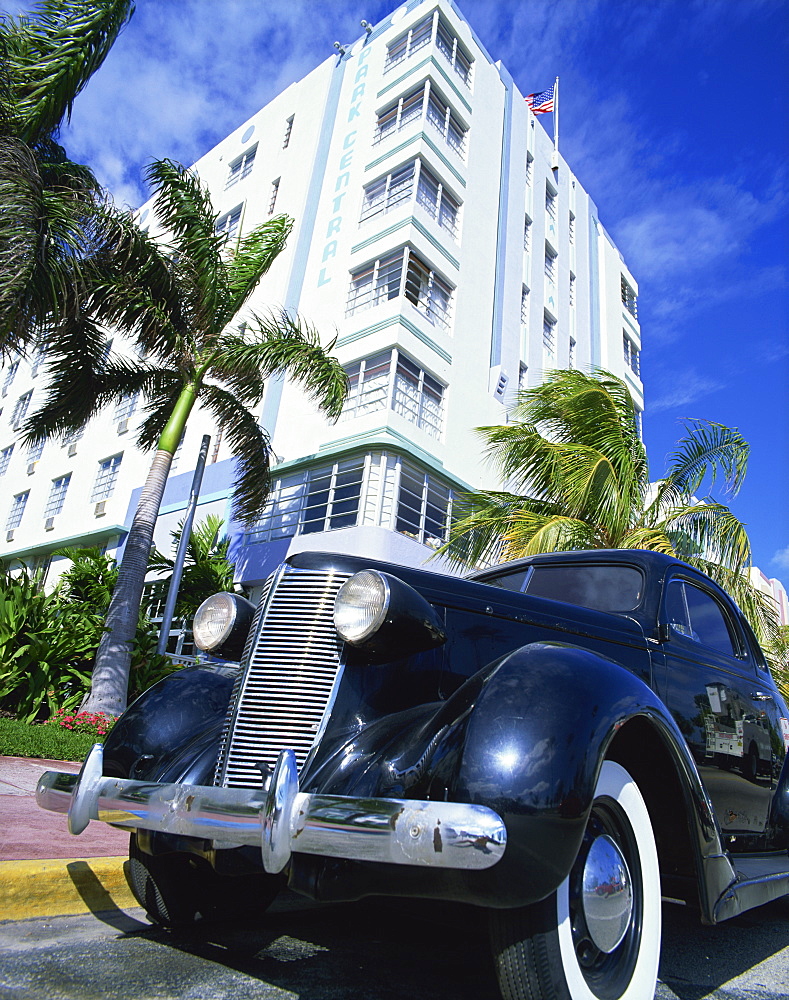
[543,312,556,354]
[27,439,44,462]
[520,285,530,325]
[45,474,71,517]
[216,205,242,242]
[115,394,138,421]
[360,159,460,237]
[621,276,638,319]
[634,407,643,440]
[525,152,533,186]
[1,360,19,398]
[63,426,83,447]
[268,177,280,214]
[392,352,444,438]
[361,161,416,223]
[523,215,532,251]
[623,333,641,376]
[302,458,365,534]
[6,491,28,531]
[396,462,451,547]
[415,162,460,235]
[569,211,575,244]
[519,363,529,393]
[385,11,472,85]
[385,11,433,69]
[248,452,455,548]
[545,182,557,221]
[30,347,44,378]
[343,349,445,439]
[569,337,576,369]
[0,444,13,475]
[10,391,32,430]
[374,81,467,157]
[91,454,123,503]
[434,16,473,85]
[282,115,294,149]
[544,244,557,282]
[226,144,257,189]
[569,271,576,306]
[346,246,453,330]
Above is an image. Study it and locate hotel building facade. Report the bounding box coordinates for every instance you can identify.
[0,0,644,594]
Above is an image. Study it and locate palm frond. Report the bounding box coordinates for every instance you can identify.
[198,383,272,524]
[664,419,749,498]
[658,501,751,574]
[82,208,191,358]
[144,159,227,329]
[219,312,348,420]
[220,214,294,323]
[5,0,134,144]
[21,352,162,443]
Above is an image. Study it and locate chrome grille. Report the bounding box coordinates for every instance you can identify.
[213,565,350,788]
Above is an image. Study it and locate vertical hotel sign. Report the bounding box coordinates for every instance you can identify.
[317,44,371,287]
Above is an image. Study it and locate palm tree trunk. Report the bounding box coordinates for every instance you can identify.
[83,450,173,716]
[83,381,200,716]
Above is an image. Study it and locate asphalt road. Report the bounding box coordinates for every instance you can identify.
[0,892,787,999]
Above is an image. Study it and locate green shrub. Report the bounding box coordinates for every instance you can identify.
[0,554,178,721]
[0,717,103,761]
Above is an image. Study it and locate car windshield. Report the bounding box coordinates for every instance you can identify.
[482,564,644,614]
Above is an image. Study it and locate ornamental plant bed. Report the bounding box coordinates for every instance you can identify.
[0,711,114,761]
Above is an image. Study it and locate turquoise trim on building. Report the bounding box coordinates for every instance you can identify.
[589,215,601,368]
[489,64,514,368]
[351,217,460,270]
[622,309,640,338]
[376,55,473,115]
[365,132,467,188]
[157,489,230,517]
[623,367,644,397]
[3,524,127,560]
[351,218,411,254]
[336,314,452,364]
[259,54,349,436]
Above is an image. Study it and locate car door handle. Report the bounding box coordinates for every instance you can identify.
[750,692,774,701]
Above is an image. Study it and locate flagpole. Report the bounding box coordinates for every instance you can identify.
[553,76,559,153]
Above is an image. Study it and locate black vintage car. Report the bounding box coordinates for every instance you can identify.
[38,548,789,1000]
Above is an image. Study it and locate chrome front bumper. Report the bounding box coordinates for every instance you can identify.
[36,744,506,874]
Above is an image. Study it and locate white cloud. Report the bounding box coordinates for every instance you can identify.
[647,369,727,414]
[772,547,789,571]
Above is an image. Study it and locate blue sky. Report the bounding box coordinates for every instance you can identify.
[15,0,789,575]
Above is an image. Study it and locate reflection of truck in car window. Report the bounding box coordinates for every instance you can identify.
[705,683,772,778]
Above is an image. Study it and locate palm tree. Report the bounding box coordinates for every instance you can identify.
[147,514,236,620]
[25,159,348,715]
[0,0,134,354]
[441,368,776,641]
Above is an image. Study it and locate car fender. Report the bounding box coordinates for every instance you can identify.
[426,640,726,907]
[103,664,238,781]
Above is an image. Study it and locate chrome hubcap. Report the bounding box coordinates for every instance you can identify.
[581,833,633,954]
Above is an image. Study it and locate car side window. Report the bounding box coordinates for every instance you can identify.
[678,582,737,656]
[665,581,693,637]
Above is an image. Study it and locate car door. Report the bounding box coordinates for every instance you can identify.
[660,574,780,846]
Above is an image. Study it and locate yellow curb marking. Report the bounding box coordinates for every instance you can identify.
[0,857,136,920]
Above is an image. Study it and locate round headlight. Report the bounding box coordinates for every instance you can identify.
[334,570,390,644]
[193,592,239,652]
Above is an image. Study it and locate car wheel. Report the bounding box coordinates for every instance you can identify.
[128,834,281,928]
[489,761,661,1000]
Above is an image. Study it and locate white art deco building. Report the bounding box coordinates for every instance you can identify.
[0,0,643,593]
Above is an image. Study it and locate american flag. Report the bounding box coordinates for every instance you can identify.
[525,85,554,115]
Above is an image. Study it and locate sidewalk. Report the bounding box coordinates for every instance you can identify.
[0,755,137,920]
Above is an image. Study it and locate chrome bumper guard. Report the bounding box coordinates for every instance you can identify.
[36,744,506,874]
